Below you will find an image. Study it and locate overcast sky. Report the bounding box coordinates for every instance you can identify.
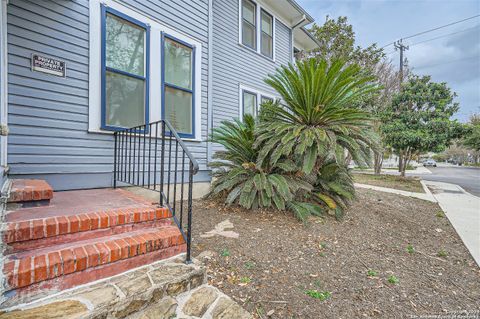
[297,0,480,122]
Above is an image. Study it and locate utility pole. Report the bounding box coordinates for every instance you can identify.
[394,39,409,89]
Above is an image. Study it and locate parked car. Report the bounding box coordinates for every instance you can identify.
[423,159,437,167]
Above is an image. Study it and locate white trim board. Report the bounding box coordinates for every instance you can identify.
[88,0,203,141]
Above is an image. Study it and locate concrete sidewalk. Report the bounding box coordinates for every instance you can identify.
[422,180,480,267]
[354,183,436,202]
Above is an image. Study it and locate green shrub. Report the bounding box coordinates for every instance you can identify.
[209,115,311,210]
[208,58,378,221]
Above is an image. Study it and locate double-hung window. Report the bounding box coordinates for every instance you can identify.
[162,34,195,138]
[241,0,256,49]
[260,10,273,58]
[240,0,275,59]
[101,6,149,130]
[242,89,274,118]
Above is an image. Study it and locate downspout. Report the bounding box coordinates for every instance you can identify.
[206,0,213,165]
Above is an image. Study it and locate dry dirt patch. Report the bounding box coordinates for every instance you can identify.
[191,189,479,319]
[353,173,425,193]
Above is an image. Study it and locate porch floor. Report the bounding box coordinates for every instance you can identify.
[6,188,155,222]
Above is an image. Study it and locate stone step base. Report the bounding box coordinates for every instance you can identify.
[0,256,253,319]
[0,254,205,317]
[3,226,185,291]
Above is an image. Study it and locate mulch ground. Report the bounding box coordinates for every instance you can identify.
[190,189,480,319]
[353,173,425,193]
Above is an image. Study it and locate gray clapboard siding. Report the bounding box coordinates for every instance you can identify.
[7,0,210,190]
[211,0,292,153]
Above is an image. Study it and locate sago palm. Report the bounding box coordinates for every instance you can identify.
[256,58,378,217]
[256,58,379,172]
[208,115,311,210]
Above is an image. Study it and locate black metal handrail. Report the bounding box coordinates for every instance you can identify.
[113,120,199,263]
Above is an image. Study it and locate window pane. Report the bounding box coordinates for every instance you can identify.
[261,11,272,36]
[164,38,193,90]
[165,86,193,134]
[242,0,255,24]
[242,22,256,49]
[243,92,257,116]
[106,71,145,128]
[261,33,273,57]
[106,14,145,76]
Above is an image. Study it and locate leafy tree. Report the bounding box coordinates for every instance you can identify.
[307,16,400,173]
[307,16,384,72]
[463,113,480,152]
[381,75,463,176]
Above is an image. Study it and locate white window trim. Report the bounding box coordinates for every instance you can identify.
[238,0,276,62]
[88,0,202,141]
[238,83,277,120]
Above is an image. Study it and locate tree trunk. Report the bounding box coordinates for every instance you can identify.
[374,152,383,175]
[398,152,404,173]
[400,149,411,177]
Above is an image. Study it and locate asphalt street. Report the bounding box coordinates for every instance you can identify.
[418,166,480,197]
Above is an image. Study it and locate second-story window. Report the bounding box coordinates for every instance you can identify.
[260,10,273,58]
[241,0,257,49]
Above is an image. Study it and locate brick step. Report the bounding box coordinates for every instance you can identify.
[8,179,53,205]
[3,206,172,253]
[3,225,186,291]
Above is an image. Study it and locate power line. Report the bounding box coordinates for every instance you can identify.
[403,14,480,40]
[410,25,480,47]
[380,14,480,48]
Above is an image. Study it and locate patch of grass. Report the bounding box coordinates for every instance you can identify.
[406,244,415,254]
[388,275,399,284]
[436,211,445,218]
[437,250,448,258]
[220,248,230,257]
[319,252,326,257]
[352,173,424,193]
[319,242,328,249]
[244,261,255,270]
[367,270,378,277]
[240,276,251,284]
[305,290,331,301]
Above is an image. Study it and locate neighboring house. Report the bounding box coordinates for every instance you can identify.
[0,0,318,309]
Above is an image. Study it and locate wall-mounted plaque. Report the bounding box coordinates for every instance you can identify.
[31,54,66,77]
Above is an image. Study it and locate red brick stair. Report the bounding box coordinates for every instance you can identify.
[8,179,53,204]
[1,182,186,305]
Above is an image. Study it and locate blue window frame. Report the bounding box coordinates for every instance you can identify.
[101,5,150,131]
[161,33,196,138]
